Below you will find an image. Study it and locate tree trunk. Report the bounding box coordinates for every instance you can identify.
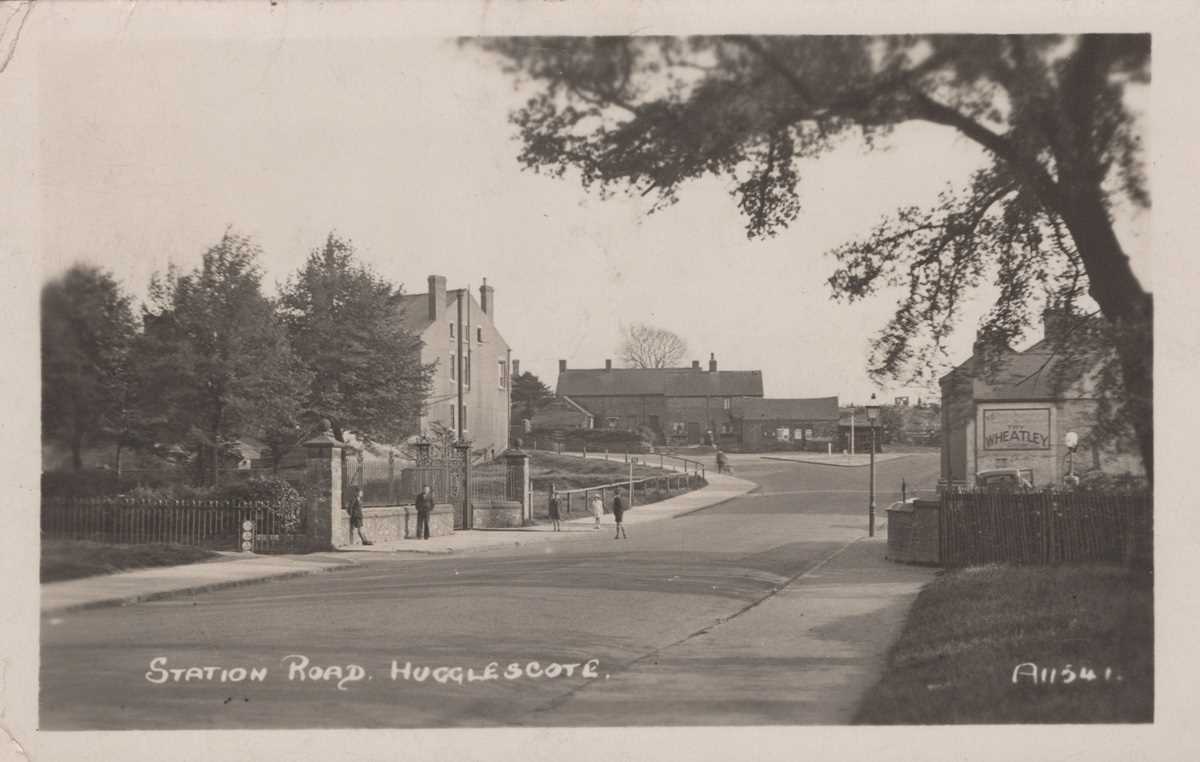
[1058,186,1153,482]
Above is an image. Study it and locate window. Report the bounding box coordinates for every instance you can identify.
[723,397,732,410]
[805,428,813,439]
[671,422,687,436]
[477,327,484,343]
[465,349,471,388]
[606,417,620,429]
[449,323,455,338]
[498,360,507,389]
[449,353,456,381]
[461,405,468,432]
[720,422,734,435]
[448,403,456,430]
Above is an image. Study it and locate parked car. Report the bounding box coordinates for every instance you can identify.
[975,468,1033,493]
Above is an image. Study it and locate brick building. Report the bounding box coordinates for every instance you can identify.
[555,355,764,445]
[733,397,840,450]
[398,275,512,455]
[940,310,1145,487]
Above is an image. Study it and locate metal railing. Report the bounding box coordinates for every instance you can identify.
[528,447,707,479]
[534,472,706,519]
[41,496,309,553]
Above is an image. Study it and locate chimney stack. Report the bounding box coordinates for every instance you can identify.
[709,353,718,373]
[512,359,520,377]
[480,277,494,317]
[605,359,612,370]
[691,360,700,369]
[427,275,447,322]
[559,359,567,373]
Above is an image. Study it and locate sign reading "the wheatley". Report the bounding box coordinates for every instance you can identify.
[981,408,1052,450]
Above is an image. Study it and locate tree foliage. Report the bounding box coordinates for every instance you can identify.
[511,371,555,421]
[618,322,688,368]
[278,232,433,444]
[41,264,138,470]
[138,230,311,485]
[478,35,1152,477]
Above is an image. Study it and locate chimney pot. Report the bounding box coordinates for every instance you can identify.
[709,353,718,373]
[559,359,567,373]
[512,359,520,377]
[692,360,700,369]
[605,359,612,370]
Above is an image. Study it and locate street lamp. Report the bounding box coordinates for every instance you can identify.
[865,394,882,537]
[1064,431,1080,488]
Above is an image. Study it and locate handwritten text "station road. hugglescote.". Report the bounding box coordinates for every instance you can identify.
[146,655,604,691]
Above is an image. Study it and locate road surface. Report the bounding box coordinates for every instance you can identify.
[40,452,940,729]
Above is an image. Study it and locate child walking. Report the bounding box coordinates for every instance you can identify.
[612,488,628,539]
[590,492,604,530]
[346,487,373,545]
[548,486,562,532]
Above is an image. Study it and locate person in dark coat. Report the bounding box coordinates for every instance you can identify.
[612,488,628,539]
[548,485,562,532]
[415,484,434,540]
[346,487,373,545]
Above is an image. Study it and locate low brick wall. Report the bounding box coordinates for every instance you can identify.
[339,503,454,544]
[886,499,940,565]
[473,499,525,529]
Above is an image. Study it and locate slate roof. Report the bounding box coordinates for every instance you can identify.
[396,292,453,335]
[556,368,764,398]
[735,397,840,421]
[942,338,1073,401]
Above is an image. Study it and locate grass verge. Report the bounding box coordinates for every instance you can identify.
[41,540,224,583]
[853,563,1153,724]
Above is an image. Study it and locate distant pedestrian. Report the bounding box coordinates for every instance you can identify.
[346,487,373,546]
[715,449,728,474]
[590,492,603,529]
[415,484,434,540]
[612,488,628,539]
[548,486,562,532]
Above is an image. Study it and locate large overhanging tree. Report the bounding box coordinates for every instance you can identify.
[478,35,1152,480]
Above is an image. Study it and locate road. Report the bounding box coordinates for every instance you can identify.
[40,451,940,729]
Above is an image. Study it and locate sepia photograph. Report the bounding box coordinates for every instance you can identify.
[2,1,1197,760]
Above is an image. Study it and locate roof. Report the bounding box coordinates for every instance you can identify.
[734,397,839,421]
[942,338,1078,402]
[556,368,764,398]
[559,395,595,417]
[396,293,435,334]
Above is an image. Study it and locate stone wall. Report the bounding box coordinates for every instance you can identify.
[343,503,455,542]
[472,499,524,528]
[885,499,940,565]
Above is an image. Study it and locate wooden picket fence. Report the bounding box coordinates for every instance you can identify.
[41,496,309,553]
[939,490,1152,568]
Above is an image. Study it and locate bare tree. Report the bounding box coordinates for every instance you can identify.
[619,323,688,368]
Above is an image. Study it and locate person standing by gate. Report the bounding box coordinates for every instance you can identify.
[346,487,373,546]
[415,484,434,540]
[612,488,628,540]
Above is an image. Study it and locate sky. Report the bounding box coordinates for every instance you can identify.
[27,4,1149,407]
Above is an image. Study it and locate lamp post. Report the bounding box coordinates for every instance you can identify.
[1064,431,1080,488]
[865,394,881,538]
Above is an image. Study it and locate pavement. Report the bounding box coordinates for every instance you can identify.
[41,472,756,615]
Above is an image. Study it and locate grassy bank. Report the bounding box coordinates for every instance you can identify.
[529,451,671,491]
[854,563,1153,724]
[41,540,224,583]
